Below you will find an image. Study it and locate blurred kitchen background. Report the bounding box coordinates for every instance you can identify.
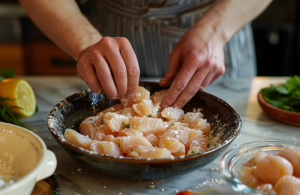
[0,0,299,76]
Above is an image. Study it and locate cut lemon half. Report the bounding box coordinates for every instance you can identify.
[0,78,36,118]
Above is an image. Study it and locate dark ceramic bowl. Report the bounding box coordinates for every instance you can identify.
[47,82,241,180]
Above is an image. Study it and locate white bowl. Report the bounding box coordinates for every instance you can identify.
[0,122,57,195]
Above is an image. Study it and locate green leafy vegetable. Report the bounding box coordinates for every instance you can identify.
[191,150,195,154]
[147,114,152,117]
[0,67,15,82]
[0,97,28,129]
[260,75,300,113]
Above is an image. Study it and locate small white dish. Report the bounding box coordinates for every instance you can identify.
[0,122,57,195]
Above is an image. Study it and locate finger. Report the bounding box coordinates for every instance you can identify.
[119,38,140,98]
[78,63,103,94]
[199,70,216,88]
[160,57,200,109]
[209,65,225,85]
[94,55,118,100]
[103,44,129,99]
[159,49,181,87]
[172,69,210,108]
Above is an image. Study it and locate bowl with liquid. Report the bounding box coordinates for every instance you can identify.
[0,122,57,195]
[219,140,300,194]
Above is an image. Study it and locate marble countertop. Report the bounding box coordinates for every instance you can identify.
[18,76,300,195]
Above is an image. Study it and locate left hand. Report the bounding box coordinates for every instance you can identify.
[159,24,226,109]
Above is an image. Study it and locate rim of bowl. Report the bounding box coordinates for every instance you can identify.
[47,87,242,163]
[258,92,300,116]
[218,139,300,194]
[0,122,48,193]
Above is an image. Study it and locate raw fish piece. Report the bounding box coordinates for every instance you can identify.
[150,104,161,118]
[145,134,160,147]
[180,112,203,123]
[128,116,166,135]
[96,104,123,118]
[159,137,185,156]
[79,116,102,137]
[119,136,152,154]
[119,128,143,137]
[161,107,184,121]
[240,166,264,189]
[139,147,174,159]
[189,119,210,136]
[159,124,190,145]
[129,145,153,158]
[150,89,168,106]
[104,135,121,145]
[256,184,277,195]
[90,140,121,156]
[243,152,268,167]
[90,126,106,141]
[115,107,138,118]
[256,155,293,185]
[274,175,300,195]
[132,99,153,116]
[64,129,92,149]
[185,129,203,148]
[103,112,129,132]
[277,149,300,177]
[91,124,119,141]
[187,137,208,154]
[120,86,150,108]
[167,122,189,128]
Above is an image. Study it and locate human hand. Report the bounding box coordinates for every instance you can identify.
[76,37,140,100]
[159,25,226,109]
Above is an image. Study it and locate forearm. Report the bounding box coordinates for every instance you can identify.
[19,0,102,59]
[195,0,272,45]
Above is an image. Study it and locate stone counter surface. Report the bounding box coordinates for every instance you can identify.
[18,76,300,195]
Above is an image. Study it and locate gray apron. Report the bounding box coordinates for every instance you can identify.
[80,0,257,78]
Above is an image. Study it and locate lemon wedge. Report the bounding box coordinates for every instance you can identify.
[0,78,36,118]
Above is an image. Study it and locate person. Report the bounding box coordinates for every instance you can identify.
[19,0,272,109]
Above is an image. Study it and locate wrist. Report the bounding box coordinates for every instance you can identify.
[194,13,231,46]
[73,32,102,60]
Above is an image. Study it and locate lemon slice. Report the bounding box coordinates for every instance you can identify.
[0,78,36,118]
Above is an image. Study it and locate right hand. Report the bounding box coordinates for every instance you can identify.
[76,37,140,100]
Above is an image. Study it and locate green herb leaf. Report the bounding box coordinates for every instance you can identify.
[157,110,159,113]
[147,114,152,117]
[171,123,174,125]
[35,105,39,112]
[191,150,195,154]
[0,67,15,81]
[275,85,289,95]
[0,97,29,129]
[123,122,129,129]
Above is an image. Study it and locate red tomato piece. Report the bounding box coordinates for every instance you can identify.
[177,190,196,195]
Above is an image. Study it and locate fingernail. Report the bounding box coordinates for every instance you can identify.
[119,93,127,99]
[126,93,136,99]
[160,78,166,83]
[127,96,135,99]
[110,96,118,100]
[95,89,104,94]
